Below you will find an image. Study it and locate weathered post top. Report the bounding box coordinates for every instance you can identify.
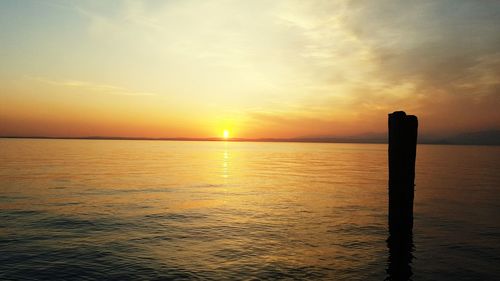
[388,111,418,234]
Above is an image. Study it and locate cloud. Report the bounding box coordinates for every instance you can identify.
[249,0,500,136]
[345,1,500,132]
[303,0,500,135]
[33,77,156,96]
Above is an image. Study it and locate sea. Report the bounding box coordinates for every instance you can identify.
[1,139,499,280]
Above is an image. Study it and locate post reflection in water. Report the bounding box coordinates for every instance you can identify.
[386,231,414,280]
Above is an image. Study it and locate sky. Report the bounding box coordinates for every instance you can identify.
[1,0,499,139]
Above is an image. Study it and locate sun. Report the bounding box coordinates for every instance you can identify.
[223,130,229,139]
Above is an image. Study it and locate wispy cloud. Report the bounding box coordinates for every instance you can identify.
[33,77,156,96]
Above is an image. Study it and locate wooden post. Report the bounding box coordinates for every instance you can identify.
[388,111,418,234]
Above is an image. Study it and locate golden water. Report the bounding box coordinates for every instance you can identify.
[1,139,499,280]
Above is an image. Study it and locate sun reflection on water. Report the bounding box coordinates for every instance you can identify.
[221,143,230,179]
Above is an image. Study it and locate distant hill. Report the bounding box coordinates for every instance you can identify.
[1,130,499,145]
[440,130,500,145]
[290,132,387,144]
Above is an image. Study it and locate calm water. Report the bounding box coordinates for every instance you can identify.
[1,139,499,280]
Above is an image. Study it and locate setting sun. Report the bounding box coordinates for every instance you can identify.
[223,130,229,139]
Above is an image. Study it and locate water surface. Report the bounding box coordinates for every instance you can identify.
[1,139,499,280]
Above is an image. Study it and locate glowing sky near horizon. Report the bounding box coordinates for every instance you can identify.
[1,0,499,138]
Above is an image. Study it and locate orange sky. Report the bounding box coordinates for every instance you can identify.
[1,1,499,139]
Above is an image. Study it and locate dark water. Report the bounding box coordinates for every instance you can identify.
[1,139,499,280]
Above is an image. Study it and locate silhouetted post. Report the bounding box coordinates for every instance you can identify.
[388,111,418,234]
[386,111,417,280]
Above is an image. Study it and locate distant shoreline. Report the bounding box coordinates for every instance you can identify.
[1,136,499,146]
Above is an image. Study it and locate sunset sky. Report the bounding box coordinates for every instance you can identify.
[1,0,499,139]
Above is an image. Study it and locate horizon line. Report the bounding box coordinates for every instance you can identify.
[1,135,498,146]
[0,135,385,143]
